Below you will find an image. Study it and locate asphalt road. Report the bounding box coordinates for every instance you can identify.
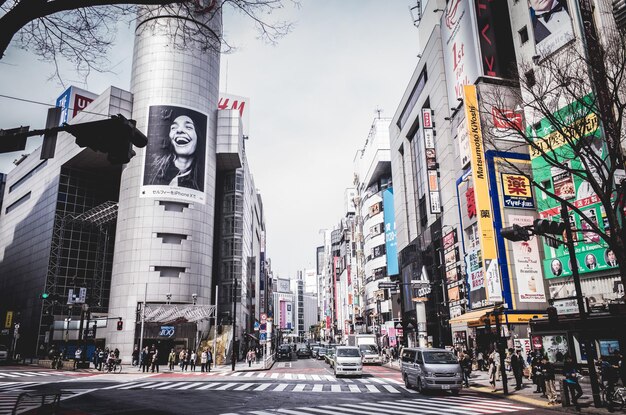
[0,358,552,415]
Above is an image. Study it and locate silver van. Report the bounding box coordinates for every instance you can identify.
[400,347,462,394]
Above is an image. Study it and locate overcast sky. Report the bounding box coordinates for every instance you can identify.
[0,0,420,278]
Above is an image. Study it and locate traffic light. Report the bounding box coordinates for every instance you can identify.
[117,318,123,331]
[0,126,29,153]
[65,114,148,165]
[500,224,531,242]
[39,293,50,300]
[533,218,566,235]
[389,274,400,282]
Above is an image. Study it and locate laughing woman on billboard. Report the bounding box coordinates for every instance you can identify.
[143,105,207,196]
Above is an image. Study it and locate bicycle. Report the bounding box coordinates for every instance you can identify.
[106,359,123,374]
[600,383,626,410]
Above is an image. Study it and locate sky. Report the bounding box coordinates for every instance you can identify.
[0,0,420,277]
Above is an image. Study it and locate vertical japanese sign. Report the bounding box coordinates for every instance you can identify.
[463,84,502,304]
[423,109,441,213]
[383,188,399,276]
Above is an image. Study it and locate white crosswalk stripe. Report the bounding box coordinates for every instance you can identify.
[0,370,85,379]
[222,396,534,415]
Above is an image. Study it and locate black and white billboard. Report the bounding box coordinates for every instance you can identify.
[141,105,208,204]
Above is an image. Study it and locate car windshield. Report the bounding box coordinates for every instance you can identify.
[337,348,361,357]
[359,345,377,354]
[319,349,327,354]
[423,351,458,364]
[279,346,290,351]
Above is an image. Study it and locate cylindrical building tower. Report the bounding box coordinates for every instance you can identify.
[106,5,222,360]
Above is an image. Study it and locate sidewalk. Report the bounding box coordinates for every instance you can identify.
[382,360,615,414]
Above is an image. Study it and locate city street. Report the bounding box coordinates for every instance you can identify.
[0,358,550,415]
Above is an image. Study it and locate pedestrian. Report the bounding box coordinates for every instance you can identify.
[114,348,120,359]
[616,350,625,386]
[140,347,149,373]
[183,349,190,371]
[201,350,208,372]
[98,348,105,371]
[207,349,213,372]
[477,351,485,371]
[168,349,176,371]
[247,349,255,367]
[531,352,546,396]
[179,349,186,371]
[151,347,159,373]
[510,348,524,390]
[488,348,501,392]
[542,357,558,406]
[132,346,139,367]
[600,355,619,412]
[190,350,197,372]
[460,351,472,387]
[74,347,82,369]
[563,355,583,410]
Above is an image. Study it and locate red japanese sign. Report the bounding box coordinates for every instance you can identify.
[466,186,477,218]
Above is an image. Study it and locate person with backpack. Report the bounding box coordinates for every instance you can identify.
[563,355,584,410]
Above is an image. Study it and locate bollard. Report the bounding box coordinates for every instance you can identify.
[561,379,570,407]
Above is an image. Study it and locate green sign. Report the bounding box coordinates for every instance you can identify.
[529,95,618,278]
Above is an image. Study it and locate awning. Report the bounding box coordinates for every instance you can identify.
[449,309,487,326]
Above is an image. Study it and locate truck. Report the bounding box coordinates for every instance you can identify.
[346,334,381,365]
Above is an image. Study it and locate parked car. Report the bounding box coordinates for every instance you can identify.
[324,346,336,367]
[400,347,462,394]
[276,344,293,361]
[334,346,363,377]
[0,344,7,363]
[296,348,312,359]
[316,347,328,360]
[311,346,321,358]
[359,344,382,365]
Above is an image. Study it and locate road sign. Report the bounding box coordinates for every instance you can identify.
[259,332,267,341]
[254,321,260,331]
[260,313,267,324]
[378,282,397,289]
[4,311,13,329]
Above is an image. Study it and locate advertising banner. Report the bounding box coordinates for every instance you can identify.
[501,173,535,209]
[466,246,487,308]
[383,188,399,276]
[286,303,292,330]
[528,0,574,59]
[509,215,547,302]
[463,85,501,303]
[441,0,482,110]
[55,86,97,125]
[141,104,208,204]
[530,95,617,278]
[280,301,286,329]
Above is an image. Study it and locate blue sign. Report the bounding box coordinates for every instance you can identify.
[383,188,399,276]
[159,326,175,338]
[55,87,72,126]
[259,332,267,341]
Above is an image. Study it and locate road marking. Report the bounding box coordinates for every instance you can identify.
[365,384,380,393]
[138,382,159,388]
[273,383,289,392]
[324,375,334,381]
[380,384,400,393]
[155,382,190,390]
[348,384,360,393]
[253,383,271,391]
[292,384,306,392]
[343,378,353,383]
[103,382,140,389]
[243,372,255,377]
[21,372,50,376]
[318,405,368,414]
[356,378,370,383]
[257,373,266,378]
[330,384,341,392]
[270,373,279,379]
[178,382,204,390]
[0,373,19,378]
[312,384,323,392]
[395,399,483,415]
[215,382,238,390]
[301,407,339,415]
[196,382,221,390]
[283,373,293,380]
[311,374,321,381]
[369,378,387,384]
[231,372,243,377]
[296,374,306,380]
[234,383,255,391]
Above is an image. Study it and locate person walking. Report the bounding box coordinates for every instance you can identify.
[140,347,149,373]
[563,356,583,410]
[542,357,558,405]
[510,349,524,390]
[179,349,187,371]
[150,347,159,373]
[74,347,82,369]
[190,350,197,372]
[477,351,485,371]
[201,350,208,372]
[247,349,255,367]
[531,352,546,396]
[207,349,213,372]
[489,348,501,392]
[460,351,472,387]
[168,349,176,371]
[132,347,139,367]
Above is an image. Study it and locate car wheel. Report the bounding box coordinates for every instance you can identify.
[404,374,411,389]
[416,377,423,393]
[451,389,460,396]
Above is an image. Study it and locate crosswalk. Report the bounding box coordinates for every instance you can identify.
[0,370,85,379]
[0,385,93,415]
[101,379,412,394]
[156,371,401,384]
[218,395,534,415]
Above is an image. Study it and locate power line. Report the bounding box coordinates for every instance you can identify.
[0,93,111,119]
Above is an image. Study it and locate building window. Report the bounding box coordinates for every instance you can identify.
[159,201,189,212]
[154,266,186,278]
[397,66,428,130]
[9,160,47,193]
[525,69,536,87]
[5,192,31,214]
[518,26,529,44]
[156,233,188,244]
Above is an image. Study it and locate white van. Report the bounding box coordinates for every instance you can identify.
[333,346,363,377]
[400,347,463,394]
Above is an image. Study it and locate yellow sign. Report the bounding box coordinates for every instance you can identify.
[529,113,599,159]
[5,311,13,329]
[463,85,498,261]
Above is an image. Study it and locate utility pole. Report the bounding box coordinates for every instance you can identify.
[561,201,602,407]
[231,278,238,371]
